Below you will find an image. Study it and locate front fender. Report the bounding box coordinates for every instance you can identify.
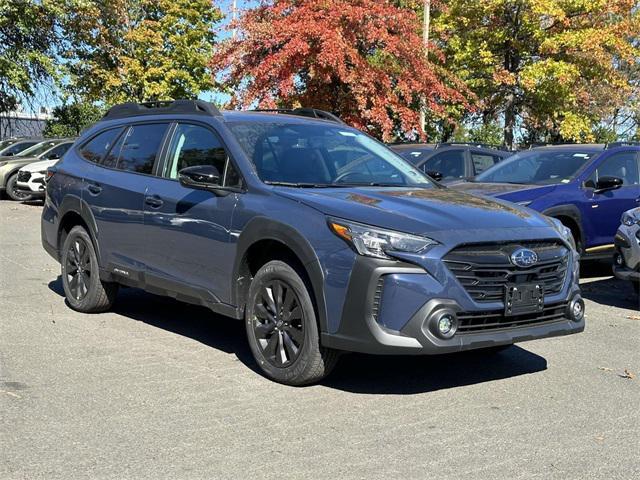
[232,217,329,332]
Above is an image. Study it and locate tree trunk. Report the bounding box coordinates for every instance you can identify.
[504,92,515,150]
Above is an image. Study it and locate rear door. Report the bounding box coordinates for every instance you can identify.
[141,122,241,304]
[580,150,640,249]
[81,122,170,275]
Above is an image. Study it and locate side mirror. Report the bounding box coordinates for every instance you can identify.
[46,153,60,160]
[594,176,623,193]
[5,152,14,156]
[178,165,221,191]
[426,170,443,182]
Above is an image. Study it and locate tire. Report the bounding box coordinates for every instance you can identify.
[5,173,34,201]
[61,225,118,313]
[632,281,640,296]
[245,260,339,386]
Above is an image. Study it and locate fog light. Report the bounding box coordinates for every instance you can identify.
[429,309,458,339]
[568,296,585,322]
[438,315,453,334]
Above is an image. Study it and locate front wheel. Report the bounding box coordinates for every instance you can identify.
[6,173,33,201]
[245,260,338,386]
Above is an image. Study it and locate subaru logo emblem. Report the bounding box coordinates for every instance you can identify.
[510,248,538,268]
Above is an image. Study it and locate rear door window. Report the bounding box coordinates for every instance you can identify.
[115,123,169,175]
[80,128,123,163]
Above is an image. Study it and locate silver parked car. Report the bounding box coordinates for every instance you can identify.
[613,208,640,295]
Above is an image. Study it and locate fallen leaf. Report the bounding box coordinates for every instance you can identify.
[625,315,640,320]
[619,369,635,379]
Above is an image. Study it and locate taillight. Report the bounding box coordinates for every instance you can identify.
[45,167,56,183]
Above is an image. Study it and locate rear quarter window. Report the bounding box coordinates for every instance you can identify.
[79,128,123,163]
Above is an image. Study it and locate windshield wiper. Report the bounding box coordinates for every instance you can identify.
[264,181,335,188]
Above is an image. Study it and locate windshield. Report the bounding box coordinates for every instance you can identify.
[17,141,59,157]
[227,122,435,187]
[475,149,598,185]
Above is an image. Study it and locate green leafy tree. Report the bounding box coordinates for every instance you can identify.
[43,103,103,137]
[434,0,640,148]
[64,0,222,104]
[0,0,65,112]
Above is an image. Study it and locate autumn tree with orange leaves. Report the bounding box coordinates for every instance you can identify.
[212,0,469,141]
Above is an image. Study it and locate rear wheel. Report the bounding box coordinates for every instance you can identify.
[6,173,33,201]
[245,260,338,385]
[632,281,640,296]
[61,226,118,312]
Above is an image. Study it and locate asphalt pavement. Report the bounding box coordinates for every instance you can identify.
[1,200,638,479]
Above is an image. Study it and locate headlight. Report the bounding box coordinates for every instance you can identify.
[549,218,576,249]
[328,218,437,259]
[621,210,640,227]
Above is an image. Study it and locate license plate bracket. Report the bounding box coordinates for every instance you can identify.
[505,283,544,316]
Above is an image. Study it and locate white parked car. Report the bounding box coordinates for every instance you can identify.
[15,158,59,201]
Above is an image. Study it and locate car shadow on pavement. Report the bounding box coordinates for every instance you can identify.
[579,277,639,310]
[48,276,548,394]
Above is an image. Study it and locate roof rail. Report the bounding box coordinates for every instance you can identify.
[527,142,605,150]
[435,142,509,151]
[605,141,640,149]
[102,99,222,120]
[250,107,345,124]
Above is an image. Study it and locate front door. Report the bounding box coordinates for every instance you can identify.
[142,122,242,305]
[580,150,640,249]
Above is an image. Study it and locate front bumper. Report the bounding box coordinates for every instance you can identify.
[613,225,640,282]
[322,243,583,355]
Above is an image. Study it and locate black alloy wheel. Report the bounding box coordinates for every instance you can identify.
[65,236,92,301]
[252,280,305,367]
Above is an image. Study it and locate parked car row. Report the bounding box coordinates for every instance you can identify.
[0,137,76,201]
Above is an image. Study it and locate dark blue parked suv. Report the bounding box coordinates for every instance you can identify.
[451,144,640,258]
[41,100,585,385]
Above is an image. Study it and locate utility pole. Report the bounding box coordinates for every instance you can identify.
[419,0,431,135]
[232,0,238,40]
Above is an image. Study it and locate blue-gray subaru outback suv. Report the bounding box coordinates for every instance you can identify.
[41,100,585,385]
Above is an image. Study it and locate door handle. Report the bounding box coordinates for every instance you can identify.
[86,183,102,195]
[144,195,164,208]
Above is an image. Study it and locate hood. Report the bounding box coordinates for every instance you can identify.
[21,158,57,172]
[448,181,557,197]
[273,186,555,236]
[0,155,39,165]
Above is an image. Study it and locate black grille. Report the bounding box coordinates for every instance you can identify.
[372,276,384,321]
[457,302,568,333]
[444,241,569,303]
[17,171,31,182]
